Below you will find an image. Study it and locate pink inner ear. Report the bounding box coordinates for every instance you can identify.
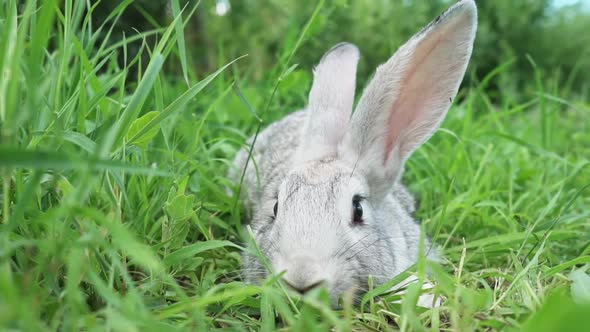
[383,20,466,164]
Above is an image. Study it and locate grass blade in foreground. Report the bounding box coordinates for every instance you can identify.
[127,55,246,146]
[0,148,170,176]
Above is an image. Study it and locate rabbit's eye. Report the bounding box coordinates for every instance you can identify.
[273,201,278,218]
[352,196,363,224]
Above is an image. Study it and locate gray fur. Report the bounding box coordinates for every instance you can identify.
[228,0,477,305]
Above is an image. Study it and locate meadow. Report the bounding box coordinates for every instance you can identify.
[0,0,589,331]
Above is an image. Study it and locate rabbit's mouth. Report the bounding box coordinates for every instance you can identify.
[278,276,361,308]
[241,256,365,308]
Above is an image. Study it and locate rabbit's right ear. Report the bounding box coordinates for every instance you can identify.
[339,0,477,198]
[296,43,360,162]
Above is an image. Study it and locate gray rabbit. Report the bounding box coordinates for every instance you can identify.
[229,0,477,305]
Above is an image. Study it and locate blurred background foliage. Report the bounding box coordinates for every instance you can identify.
[90,0,590,103]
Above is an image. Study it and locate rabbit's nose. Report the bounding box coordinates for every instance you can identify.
[282,278,324,294]
[281,255,325,294]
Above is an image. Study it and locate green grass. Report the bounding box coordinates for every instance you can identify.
[1,1,590,331]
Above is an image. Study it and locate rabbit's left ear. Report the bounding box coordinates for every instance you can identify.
[339,0,477,197]
[297,43,360,162]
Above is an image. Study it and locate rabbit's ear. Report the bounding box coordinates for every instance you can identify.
[339,0,477,197]
[297,43,360,162]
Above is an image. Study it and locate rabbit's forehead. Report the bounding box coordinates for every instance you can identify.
[279,162,368,204]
